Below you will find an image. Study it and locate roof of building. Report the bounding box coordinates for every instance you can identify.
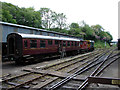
[0,21,81,38]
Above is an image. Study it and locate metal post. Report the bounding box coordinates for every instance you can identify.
[105,41,106,48]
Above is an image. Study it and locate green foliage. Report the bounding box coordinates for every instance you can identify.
[106,32,113,41]
[1,2,42,28]
[70,23,79,28]
[94,40,110,48]
[69,23,85,38]
[2,2,17,23]
[91,24,104,35]
[80,24,95,40]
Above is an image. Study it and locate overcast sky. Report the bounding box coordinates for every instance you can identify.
[0,0,119,41]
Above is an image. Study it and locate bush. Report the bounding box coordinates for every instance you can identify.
[94,40,110,49]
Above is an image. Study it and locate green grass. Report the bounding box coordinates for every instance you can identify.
[94,40,110,49]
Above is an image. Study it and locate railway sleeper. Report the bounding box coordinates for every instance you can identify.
[23,69,86,81]
[6,82,30,89]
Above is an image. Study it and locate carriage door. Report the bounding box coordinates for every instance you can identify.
[9,37,15,54]
[15,35,22,56]
[58,41,62,52]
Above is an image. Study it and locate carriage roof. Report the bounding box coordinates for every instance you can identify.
[10,33,80,41]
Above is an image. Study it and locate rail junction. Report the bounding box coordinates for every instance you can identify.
[1,47,120,89]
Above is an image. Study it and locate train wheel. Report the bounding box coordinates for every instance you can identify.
[15,60,22,65]
[15,58,25,65]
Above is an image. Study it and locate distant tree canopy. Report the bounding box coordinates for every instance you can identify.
[1,2,42,28]
[1,1,113,43]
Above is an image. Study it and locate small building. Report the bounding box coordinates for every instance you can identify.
[0,22,83,56]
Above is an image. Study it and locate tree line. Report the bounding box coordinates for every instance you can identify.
[1,1,113,43]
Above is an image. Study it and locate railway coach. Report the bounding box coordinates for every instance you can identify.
[80,40,88,52]
[7,33,94,64]
[7,33,82,64]
[89,40,94,51]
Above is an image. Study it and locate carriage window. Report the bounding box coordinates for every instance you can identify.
[80,42,83,45]
[40,40,46,48]
[48,40,52,45]
[40,31,43,35]
[55,40,59,45]
[91,42,94,46]
[75,42,77,46]
[30,40,37,48]
[63,41,66,46]
[24,40,28,48]
[67,41,70,46]
[77,42,79,46]
[71,42,74,46]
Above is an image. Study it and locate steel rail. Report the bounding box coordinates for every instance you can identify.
[43,50,102,71]
[2,72,31,82]
[1,50,109,89]
[2,49,115,89]
[54,56,91,71]
[94,56,120,76]
[77,49,116,90]
[1,52,99,83]
[78,56,120,90]
[48,50,108,90]
[55,52,100,71]
[66,52,104,73]
[1,50,102,89]
[67,48,117,74]
[48,48,116,90]
[36,50,101,70]
[3,73,47,90]
[48,60,102,90]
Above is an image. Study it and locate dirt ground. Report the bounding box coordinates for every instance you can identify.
[1,55,74,77]
[1,52,88,77]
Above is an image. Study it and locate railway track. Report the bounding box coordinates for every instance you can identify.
[34,49,103,70]
[1,48,120,89]
[45,48,120,90]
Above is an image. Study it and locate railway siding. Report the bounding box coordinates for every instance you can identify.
[44,48,120,90]
[1,48,120,89]
[23,69,86,81]
[34,50,100,70]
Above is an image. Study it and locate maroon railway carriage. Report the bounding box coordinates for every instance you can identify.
[7,33,82,63]
[80,40,88,52]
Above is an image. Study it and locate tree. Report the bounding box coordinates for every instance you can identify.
[54,13,67,30]
[2,9,16,23]
[80,24,95,40]
[1,2,42,28]
[32,11,42,28]
[23,7,41,28]
[91,24,104,35]
[70,23,79,28]
[106,32,113,41]
[68,22,85,38]
[2,2,17,23]
[39,8,55,29]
